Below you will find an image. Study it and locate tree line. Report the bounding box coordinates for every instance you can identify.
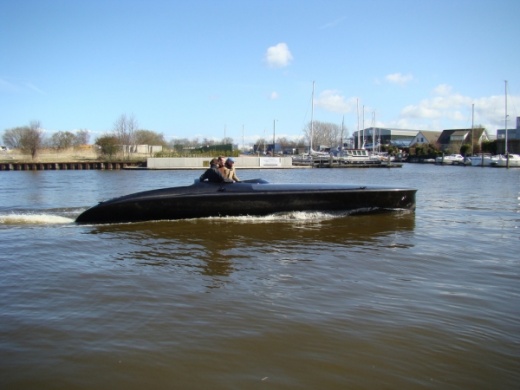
[2,114,348,159]
[1,114,170,159]
[2,121,90,159]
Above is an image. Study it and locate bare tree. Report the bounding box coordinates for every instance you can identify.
[73,129,90,147]
[295,136,307,149]
[113,114,138,145]
[201,137,215,147]
[255,138,268,153]
[221,137,233,145]
[303,120,342,150]
[170,138,188,150]
[5,121,45,159]
[276,136,291,153]
[2,127,26,149]
[113,114,139,158]
[27,121,44,159]
[50,131,75,151]
[134,130,167,146]
[276,136,305,154]
[188,137,201,147]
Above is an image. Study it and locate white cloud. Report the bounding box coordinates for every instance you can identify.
[269,91,279,100]
[385,73,413,85]
[268,81,519,134]
[314,90,357,114]
[433,84,452,96]
[400,94,474,124]
[398,87,520,131]
[401,103,441,120]
[265,43,293,68]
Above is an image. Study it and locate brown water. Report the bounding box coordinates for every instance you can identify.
[0,165,519,389]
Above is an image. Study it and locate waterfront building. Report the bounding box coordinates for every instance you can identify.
[409,131,442,147]
[496,116,520,141]
[436,128,489,154]
[352,128,421,149]
[496,116,520,154]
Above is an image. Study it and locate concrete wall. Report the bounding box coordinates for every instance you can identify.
[147,156,294,169]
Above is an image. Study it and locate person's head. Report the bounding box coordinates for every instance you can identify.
[217,156,225,167]
[210,158,218,166]
[225,157,235,168]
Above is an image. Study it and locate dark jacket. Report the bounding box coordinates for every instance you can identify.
[199,165,233,183]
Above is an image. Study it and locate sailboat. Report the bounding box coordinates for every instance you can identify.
[469,103,499,166]
[492,81,520,167]
[291,82,322,165]
[308,81,328,157]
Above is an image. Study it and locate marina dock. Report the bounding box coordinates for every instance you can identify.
[0,161,140,171]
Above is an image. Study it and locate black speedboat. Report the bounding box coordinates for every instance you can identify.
[75,178,416,224]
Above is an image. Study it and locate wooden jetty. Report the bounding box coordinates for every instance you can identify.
[0,161,143,171]
[310,156,402,168]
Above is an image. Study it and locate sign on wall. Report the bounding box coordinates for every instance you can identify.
[259,157,282,167]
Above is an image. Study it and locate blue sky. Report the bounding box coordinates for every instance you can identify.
[1,0,519,146]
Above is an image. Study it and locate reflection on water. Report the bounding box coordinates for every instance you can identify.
[84,211,416,278]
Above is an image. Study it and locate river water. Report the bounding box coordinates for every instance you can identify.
[0,164,519,389]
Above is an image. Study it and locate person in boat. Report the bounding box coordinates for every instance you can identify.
[217,156,228,176]
[224,157,240,182]
[200,158,233,183]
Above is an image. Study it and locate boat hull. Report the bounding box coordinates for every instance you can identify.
[469,156,498,166]
[491,154,520,167]
[435,154,466,165]
[75,179,417,224]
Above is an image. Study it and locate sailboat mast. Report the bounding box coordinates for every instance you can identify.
[310,81,315,153]
[356,98,360,148]
[505,80,509,168]
[471,103,474,155]
[341,116,344,149]
[362,105,365,149]
[505,80,508,155]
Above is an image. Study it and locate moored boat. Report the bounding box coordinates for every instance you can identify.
[491,153,520,167]
[435,154,466,165]
[468,154,500,167]
[291,154,314,166]
[338,149,381,164]
[75,178,417,224]
[312,149,382,166]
